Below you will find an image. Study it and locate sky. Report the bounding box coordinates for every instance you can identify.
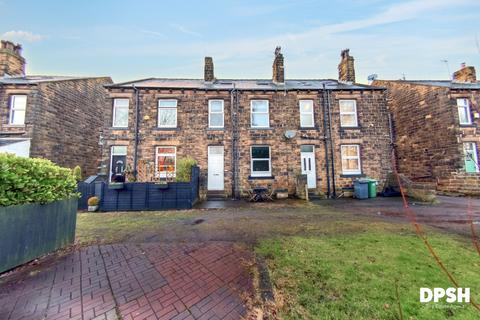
[1,0,479,84]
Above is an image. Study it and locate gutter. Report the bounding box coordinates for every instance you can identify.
[230,83,239,199]
[133,85,140,179]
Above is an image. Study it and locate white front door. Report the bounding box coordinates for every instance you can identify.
[301,145,316,189]
[208,146,224,190]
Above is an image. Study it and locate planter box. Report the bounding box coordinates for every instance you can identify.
[0,198,77,273]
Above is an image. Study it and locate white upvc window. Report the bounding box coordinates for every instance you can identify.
[250,100,269,128]
[464,142,479,173]
[339,100,358,127]
[112,98,129,128]
[299,100,314,128]
[110,145,127,182]
[341,144,361,175]
[158,99,177,128]
[208,100,224,128]
[251,146,271,177]
[9,95,27,125]
[457,98,472,125]
[155,146,176,178]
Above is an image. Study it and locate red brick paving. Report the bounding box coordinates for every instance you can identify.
[0,242,254,320]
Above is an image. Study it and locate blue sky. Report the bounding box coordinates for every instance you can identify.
[1,0,479,83]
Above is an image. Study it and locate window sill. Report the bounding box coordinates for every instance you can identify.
[109,127,129,130]
[249,127,273,131]
[459,124,476,128]
[207,128,225,131]
[340,126,361,130]
[248,175,275,180]
[4,124,26,128]
[340,174,365,178]
[154,127,180,131]
[299,126,318,130]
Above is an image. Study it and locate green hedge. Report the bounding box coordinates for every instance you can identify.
[0,154,78,206]
[176,157,198,182]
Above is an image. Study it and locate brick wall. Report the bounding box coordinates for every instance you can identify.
[374,80,480,195]
[102,87,392,198]
[0,41,25,77]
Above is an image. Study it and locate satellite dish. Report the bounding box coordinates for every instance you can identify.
[284,130,297,139]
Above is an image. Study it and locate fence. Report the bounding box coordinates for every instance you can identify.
[0,198,77,273]
[78,166,200,211]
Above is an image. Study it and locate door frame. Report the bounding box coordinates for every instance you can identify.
[208,145,225,191]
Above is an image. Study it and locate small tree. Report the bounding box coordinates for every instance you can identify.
[175,157,198,182]
[73,165,82,182]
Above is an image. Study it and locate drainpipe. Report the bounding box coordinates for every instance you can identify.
[321,85,331,198]
[326,89,337,198]
[133,85,140,179]
[230,83,239,199]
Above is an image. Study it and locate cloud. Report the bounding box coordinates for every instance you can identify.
[140,29,167,39]
[170,24,202,38]
[2,30,45,42]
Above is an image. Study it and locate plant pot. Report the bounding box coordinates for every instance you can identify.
[108,183,124,190]
[88,205,98,212]
[155,182,169,189]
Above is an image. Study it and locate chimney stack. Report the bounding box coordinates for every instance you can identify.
[0,40,25,77]
[338,49,355,83]
[452,63,476,83]
[204,57,214,82]
[272,46,284,84]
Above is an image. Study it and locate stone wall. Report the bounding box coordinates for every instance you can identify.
[0,40,25,77]
[374,80,480,195]
[0,78,112,177]
[103,87,392,198]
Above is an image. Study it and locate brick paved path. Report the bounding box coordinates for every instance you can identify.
[0,242,254,320]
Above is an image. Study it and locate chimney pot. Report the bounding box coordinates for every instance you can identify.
[204,56,214,82]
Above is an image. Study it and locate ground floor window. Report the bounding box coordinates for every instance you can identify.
[251,146,271,177]
[156,146,176,178]
[110,146,127,182]
[464,142,479,173]
[341,144,361,175]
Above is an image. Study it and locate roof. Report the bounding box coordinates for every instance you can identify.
[378,80,480,90]
[0,139,29,147]
[107,78,384,91]
[0,75,109,85]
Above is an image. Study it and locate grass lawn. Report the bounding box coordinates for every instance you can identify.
[256,224,480,320]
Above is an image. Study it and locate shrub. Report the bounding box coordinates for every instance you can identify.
[0,153,79,206]
[175,157,198,182]
[73,165,82,182]
[87,196,99,206]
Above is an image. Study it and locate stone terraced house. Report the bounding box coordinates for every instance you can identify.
[374,64,480,195]
[102,48,392,199]
[0,40,112,176]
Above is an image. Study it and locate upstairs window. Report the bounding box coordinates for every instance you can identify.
[251,146,271,177]
[299,100,314,128]
[9,95,27,125]
[341,145,361,175]
[156,146,176,178]
[457,98,472,125]
[158,99,177,128]
[251,100,269,128]
[112,98,129,128]
[209,100,224,128]
[339,100,358,127]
